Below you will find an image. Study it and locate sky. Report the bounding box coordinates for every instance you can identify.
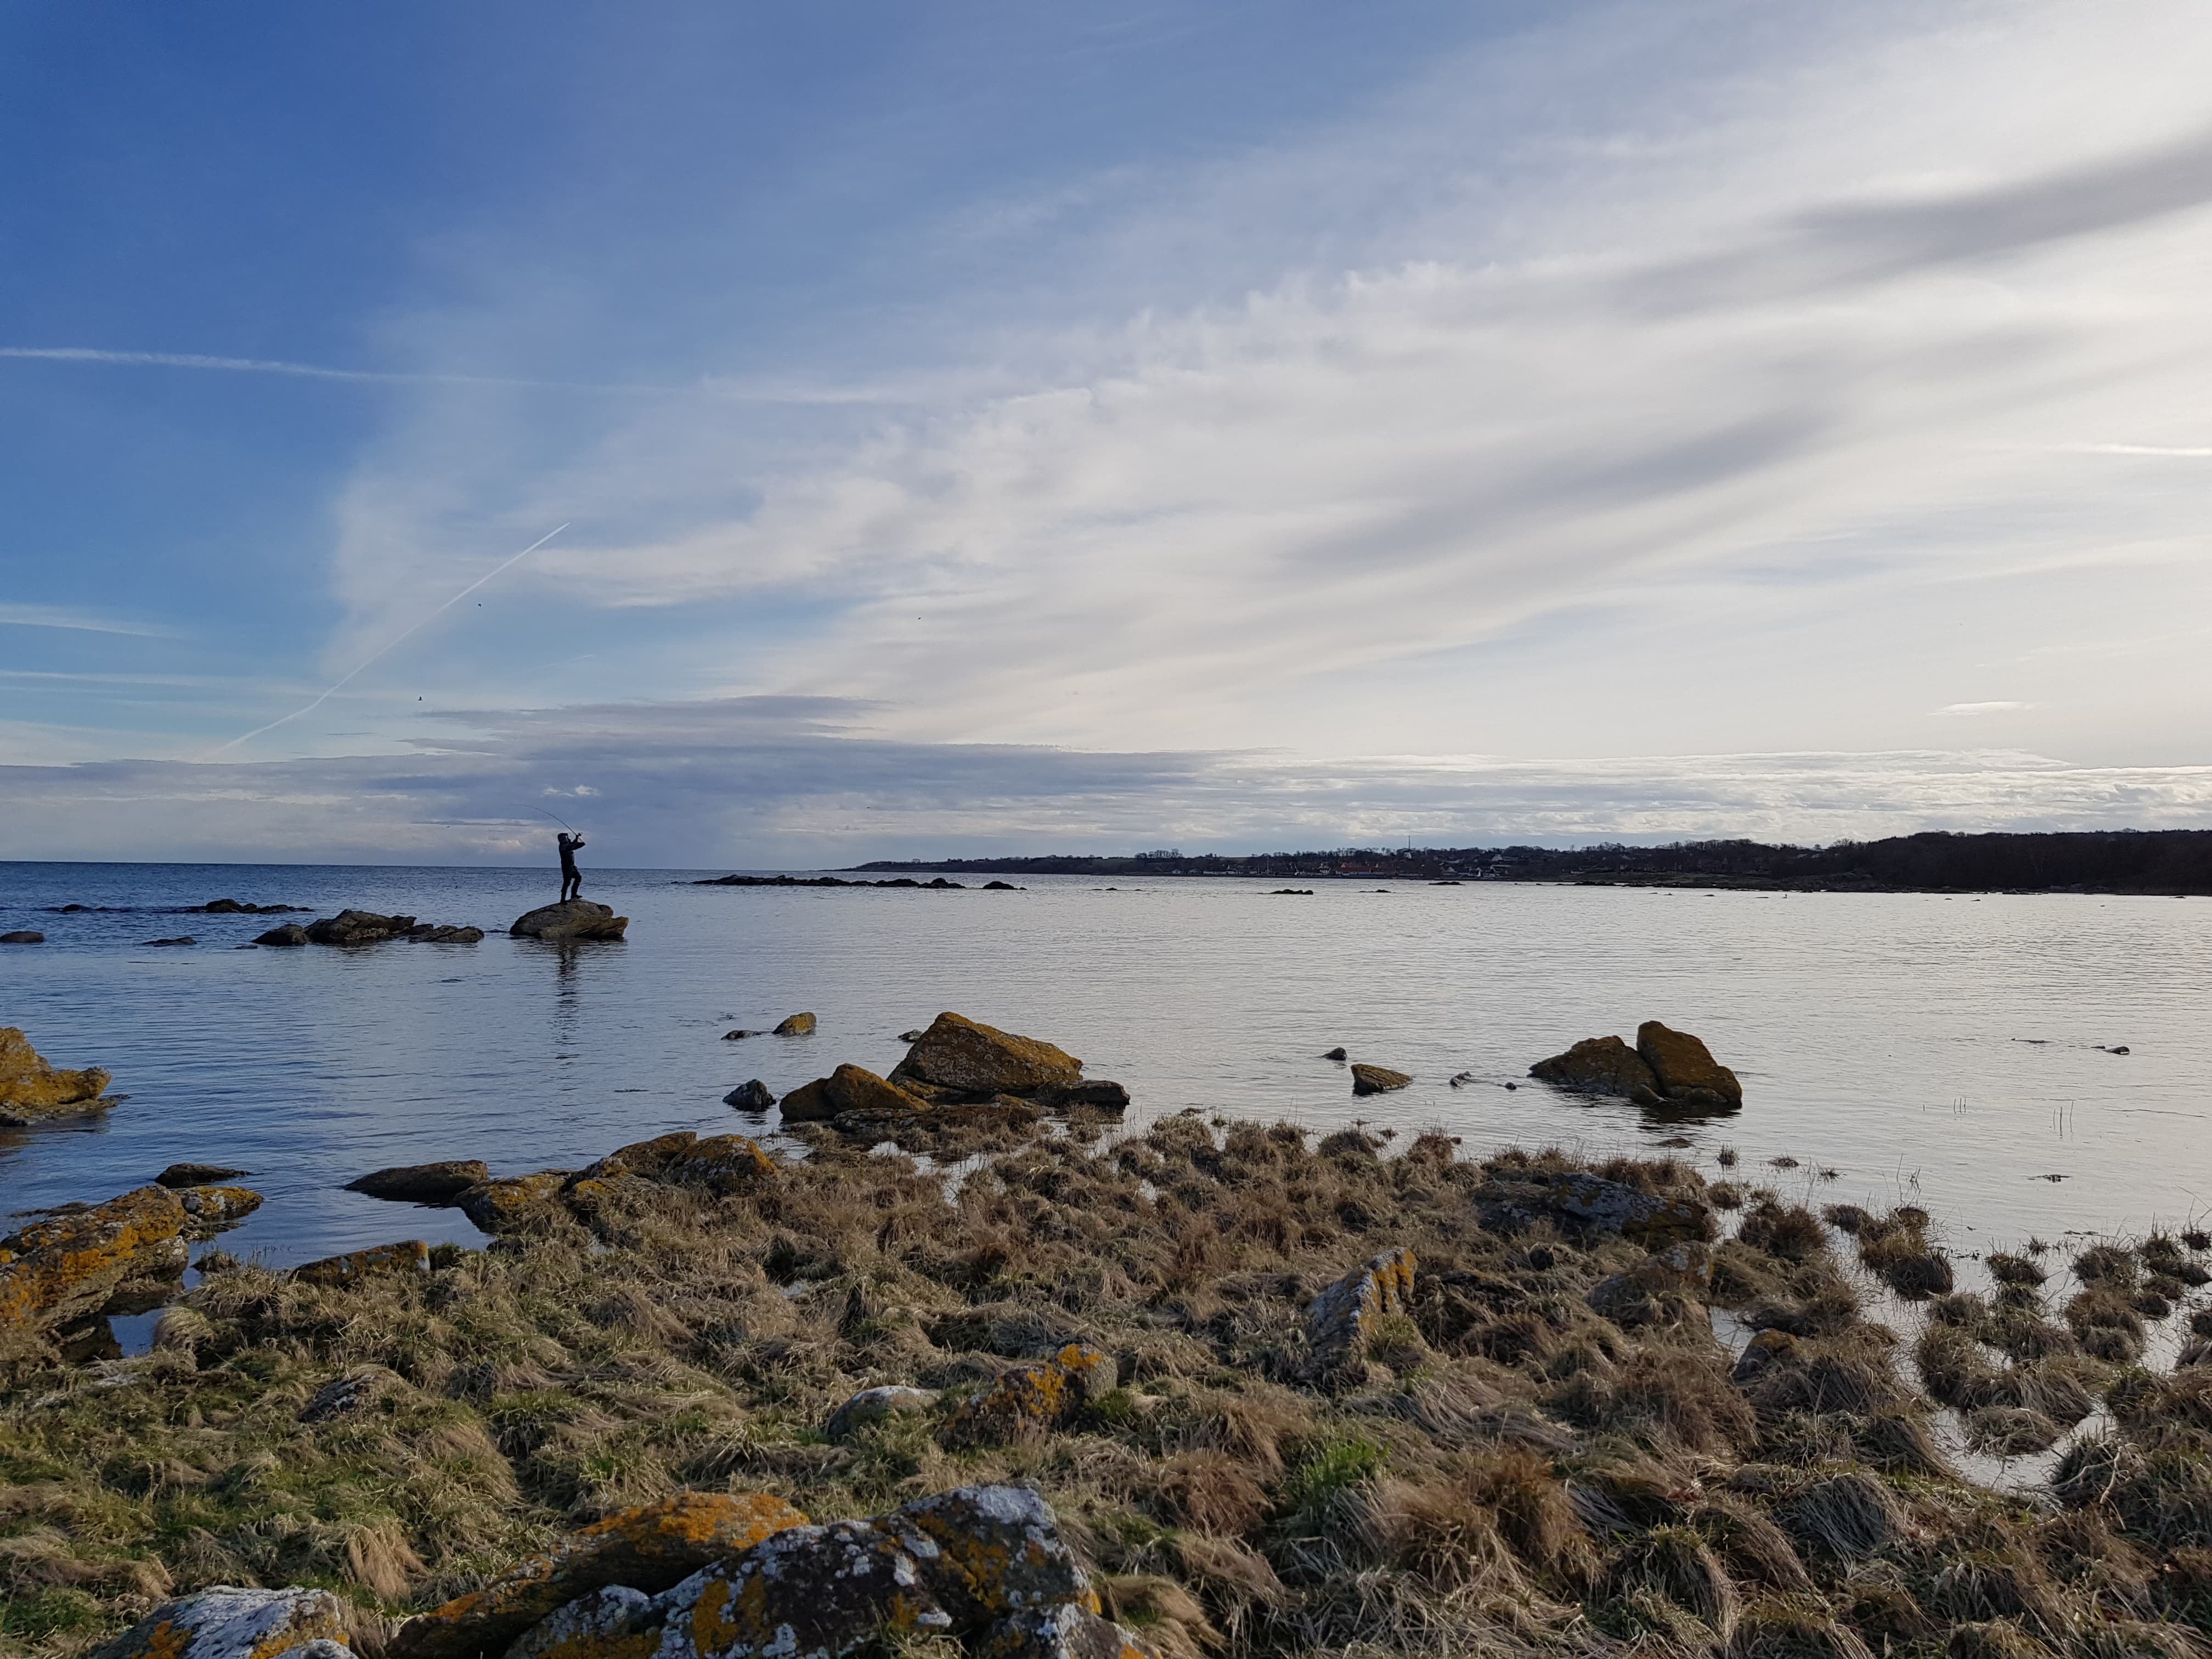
[4,1,2212,866]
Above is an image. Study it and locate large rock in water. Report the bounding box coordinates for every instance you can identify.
[305,909,417,945]
[1636,1020,1743,1108]
[390,1491,811,1659]
[779,1063,930,1124]
[0,1184,189,1359]
[0,1026,112,1125]
[509,900,629,943]
[890,1012,1083,1097]
[1349,1064,1411,1097]
[91,1585,350,1659]
[1528,1035,1660,1099]
[345,1160,489,1203]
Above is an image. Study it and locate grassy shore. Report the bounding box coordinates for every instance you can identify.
[4,1114,2209,1658]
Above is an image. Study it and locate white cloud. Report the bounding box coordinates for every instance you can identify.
[1939,702,2033,716]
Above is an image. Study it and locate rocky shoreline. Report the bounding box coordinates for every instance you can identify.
[5,1000,2212,1658]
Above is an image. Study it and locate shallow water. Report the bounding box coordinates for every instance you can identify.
[2,862,2208,1274]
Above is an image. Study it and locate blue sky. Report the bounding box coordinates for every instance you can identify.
[5,2,2212,865]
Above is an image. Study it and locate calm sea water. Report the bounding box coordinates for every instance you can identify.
[2,861,2208,1271]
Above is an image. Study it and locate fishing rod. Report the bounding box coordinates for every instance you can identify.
[531,805,579,833]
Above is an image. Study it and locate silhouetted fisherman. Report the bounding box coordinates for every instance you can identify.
[556,831,586,902]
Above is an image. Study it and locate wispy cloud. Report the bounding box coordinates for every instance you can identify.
[0,603,182,639]
[1938,702,2034,716]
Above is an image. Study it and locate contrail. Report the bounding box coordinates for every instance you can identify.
[205,524,568,758]
[0,345,914,404]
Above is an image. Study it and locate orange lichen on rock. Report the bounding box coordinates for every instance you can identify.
[92,1587,349,1659]
[889,1012,1083,1097]
[0,1183,187,1358]
[0,1025,112,1125]
[938,1342,1118,1449]
[389,1491,808,1659]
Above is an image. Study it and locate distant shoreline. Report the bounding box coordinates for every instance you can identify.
[847,827,2212,895]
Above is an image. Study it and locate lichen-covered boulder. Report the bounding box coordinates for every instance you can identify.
[509,901,629,943]
[663,1136,777,1194]
[346,1161,489,1203]
[0,1183,187,1358]
[780,1064,929,1125]
[1528,1035,1661,1099]
[1636,1022,1743,1109]
[1473,1169,1715,1248]
[1348,1064,1411,1097]
[390,1492,810,1659]
[889,1013,1082,1098]
[978,1606,1161,1659]
[825,1385,940,1442]
[91,1586,349,1659]
[1588,1240,1714,1325]
[505,1585,656,1659]
[1305,1246,1416,1376]
[887,1485,1100,1626]
[772,1012,816,1036]
[938,1343,1118,1448]
[458,1173,571,1233]
[652,1519,948,1659]
[178,1184,263,1237]
[306,909,417,946]
[0,1025,112,1125]
[292,1240,429,1288]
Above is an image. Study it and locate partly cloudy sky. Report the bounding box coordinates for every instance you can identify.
[5,2,2211,865]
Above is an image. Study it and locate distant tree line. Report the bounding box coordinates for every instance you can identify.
[853,829,2212,892]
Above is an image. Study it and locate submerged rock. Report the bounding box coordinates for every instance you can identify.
[0,1026,114,1126]
[891,1012,1082,1097]
[292,1240,429,1286]
[156,1162,249,1188]
[345,1160,490,1204]
[1349,1064,1412,1097]
[722,1079,775,1110]
[939,1342,1118,1448]
[305,910,416,946]
[0,1184,187,1359]
[1529,1035,1660,1098]
[253,924,310,946]
[405,923,484,944]
[0,930,43,944]
[389,1491,811,1659]
[91,1585,349,1659]
[509,900,629,943]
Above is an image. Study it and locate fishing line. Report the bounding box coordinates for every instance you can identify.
[204,523,568,758]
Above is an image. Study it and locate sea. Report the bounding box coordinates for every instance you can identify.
[3,861,2208,1276]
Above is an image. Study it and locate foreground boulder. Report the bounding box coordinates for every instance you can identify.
[509,900,629,943]
[0,1025,112,1125]
[1527,1021,1742,1110]
[92,1585,349,1659]
[305,910,417,946]
[391,1491,811,1659]
[458,1173,570,1233]
[567,1132,776,1198]
[939,1342,1118,1448]
[0,1184,187,1359]
[345,1160,489,1204]
[1305,1246,1417,1379]
[1473,1167,1716,1248]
